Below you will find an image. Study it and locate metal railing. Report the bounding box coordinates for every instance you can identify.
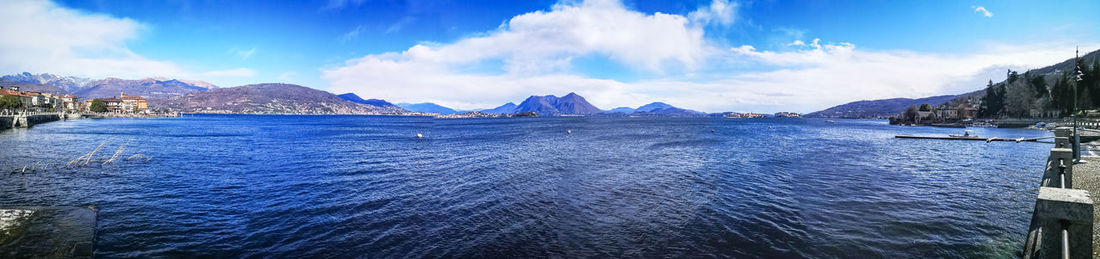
[1024,127,1093,259]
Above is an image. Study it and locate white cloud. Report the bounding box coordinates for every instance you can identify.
[230,48,256,60]
[0,0,253,84]
[973,6,993,18]
[323,0,1091,113]
[324,0,710,108]
[689,0,738,26]
[713,41,1087,112]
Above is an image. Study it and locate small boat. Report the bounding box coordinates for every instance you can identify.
[948,130,976,138]
[825,120,836,124]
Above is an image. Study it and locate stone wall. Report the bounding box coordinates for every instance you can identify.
[0,117,10,130]
[1023,127,1095,258]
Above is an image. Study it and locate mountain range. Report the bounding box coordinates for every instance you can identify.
[151,83,405,114]
[337,93,406,111]
[0,72,218,99]
[480,103,518,114]
[602,102,705,116]
[513,92,601,116]
[394,93,608,116]
[1,72,705,117]
[804,95,959,118]
[396,102,460,114]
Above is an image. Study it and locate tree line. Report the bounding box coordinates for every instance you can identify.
[980,58,1100,118]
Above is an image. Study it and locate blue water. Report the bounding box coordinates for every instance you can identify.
[0,115,1051,257]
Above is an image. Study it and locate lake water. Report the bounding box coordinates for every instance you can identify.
[0,115,1051,257]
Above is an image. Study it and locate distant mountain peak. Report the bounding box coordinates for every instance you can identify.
[514,93,600,116]
[479,102,518,114]
[635,102,674,112]
[396,102,459,114]
[337,93,403,111]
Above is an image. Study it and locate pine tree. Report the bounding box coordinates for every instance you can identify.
[981,80,1004,117]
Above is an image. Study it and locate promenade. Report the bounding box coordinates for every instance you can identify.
[1072,142,1100,257]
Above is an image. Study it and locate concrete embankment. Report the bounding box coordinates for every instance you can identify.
[0,206,97,258]
[1023,127,1097,258]
[0,113,65,130]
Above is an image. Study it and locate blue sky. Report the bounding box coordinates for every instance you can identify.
[1,0,1098,112]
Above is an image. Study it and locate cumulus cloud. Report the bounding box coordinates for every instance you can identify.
[716,41,1081,112]
[973,6,993,18]
[689,0,738,26]
[323,0,1085,113]
[0,0,252,83]
[324,0,710,107]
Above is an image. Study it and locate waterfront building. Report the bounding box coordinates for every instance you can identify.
[935,108,957,119]
[120,93,148,113]
[100,98,123,113]
[61,94,78,111]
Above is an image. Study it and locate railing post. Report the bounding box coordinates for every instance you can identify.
[1044,148,1076,188]
[1023,187,1093,259]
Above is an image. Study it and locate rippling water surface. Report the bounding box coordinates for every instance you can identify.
[0,115,1051,257]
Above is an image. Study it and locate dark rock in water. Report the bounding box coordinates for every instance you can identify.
[513,111,538,117]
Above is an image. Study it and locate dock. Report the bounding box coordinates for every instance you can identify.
[894,135,1048,142]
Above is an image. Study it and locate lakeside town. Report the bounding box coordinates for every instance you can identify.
[0,85,159,115]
